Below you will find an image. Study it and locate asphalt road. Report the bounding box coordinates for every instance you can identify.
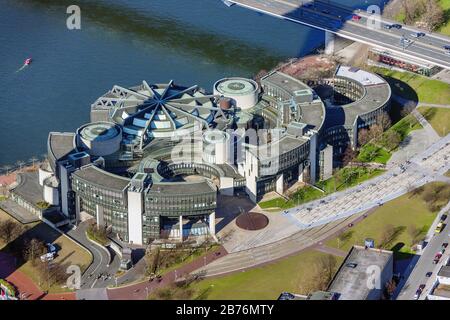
[226,0,450,69]
[65,220,120,290]
[397,201,450,300]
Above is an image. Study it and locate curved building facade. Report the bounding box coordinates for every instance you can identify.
[31,67,390,245]
[214,78,259,110]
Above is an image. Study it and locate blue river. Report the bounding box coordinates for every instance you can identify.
[0,0,384,166]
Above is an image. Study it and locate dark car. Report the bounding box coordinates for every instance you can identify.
[392,24,402,29]
[443,243,448,248]
[384,24,393,29]
[444,45,450,50]
[426,271,433,277]
[441,214,448,221]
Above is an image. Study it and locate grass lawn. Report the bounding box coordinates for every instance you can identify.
[153,244,221,277]
[189,250,343,300]
[259,186,324,210]
[0,209,92,293]
[325,183,447,259]
[445,170,450,178]
[370,67,450,105]
[357,143,391,164]
[418,107,450,137]
[389,114,422,140]
[259,167,385,210]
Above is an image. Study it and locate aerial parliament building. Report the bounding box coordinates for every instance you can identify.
[21,66,390,245]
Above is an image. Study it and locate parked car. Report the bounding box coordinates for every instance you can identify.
[40,252,55,263]
[384,24,393,29]
[434,253,442,264]
[442,243,448,248]
[441,214,448,222]
[414,287,422,300]
[392,24,402,29]
[435,222,444,234]
[352,14,362,21]
[425,271,433,277]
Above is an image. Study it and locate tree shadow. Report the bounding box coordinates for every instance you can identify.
[0,221,61,280]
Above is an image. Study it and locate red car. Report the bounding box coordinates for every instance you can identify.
[434,253,442,264]
[352,15,362,21]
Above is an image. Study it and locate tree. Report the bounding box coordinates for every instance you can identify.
[368,124,383,142]
[0,220,23,244]
[422,0,445,31]
[384,279,397,299]
[298,254,338,294]
[16,160,25,173]
[379,224,396,249]
[377,112,392,131]
[342,146,357,167]
[337,230,354,249]
[358,128,371,147]
[30,156,39,169]
[2,164,12,175]
[23,238,46,266]
[401,101,416,118]
[382,130,402,151]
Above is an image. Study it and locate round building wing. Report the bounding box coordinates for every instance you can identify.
[214,78,259,110]
[203,131,230,165]
[77,122,122,157]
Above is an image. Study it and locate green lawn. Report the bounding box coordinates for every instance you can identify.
[259,167,385,210]
[370,67,450,104]
[418,107,450,137]
[389,114,422,140]
[357,143,392,164]
[326,183,446,259]
[189,249,343,300]
[259,186,324,210]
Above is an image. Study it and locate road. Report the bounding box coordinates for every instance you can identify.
[65,220,120,290]
[224,0,450,69]
[397,201,450,300]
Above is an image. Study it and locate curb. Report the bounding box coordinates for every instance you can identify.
[85,231,112,267]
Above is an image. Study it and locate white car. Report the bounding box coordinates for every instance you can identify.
[40,252,55,262]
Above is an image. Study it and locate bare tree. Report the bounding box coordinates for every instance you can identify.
[30,156,39,169]
[422,0,445,31]
[2,164,12,175]
[0,220,23,244]
[377,112,392,131]
[358,128,371,147]
[298,254,338,294]
[368,124,384,142]
[382,130,402,151]
[342,146,357,167]
[16,160,25,173]
[23,238,47,266]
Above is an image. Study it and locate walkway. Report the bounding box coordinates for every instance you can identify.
[105,246,228,300]
[66,220,120,289]
[411,109,440,141]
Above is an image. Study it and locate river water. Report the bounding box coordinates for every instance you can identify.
[0,0,383,167]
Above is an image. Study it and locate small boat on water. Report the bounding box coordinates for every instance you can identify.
[24,58,32,65]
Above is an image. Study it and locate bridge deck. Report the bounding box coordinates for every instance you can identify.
[226,0,450,69]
